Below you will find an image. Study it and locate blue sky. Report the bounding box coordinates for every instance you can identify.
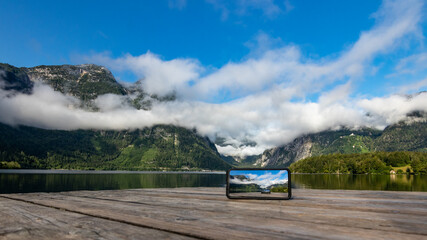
[2,1,380,67]
[1,0,427,156]
[2,0,426,101]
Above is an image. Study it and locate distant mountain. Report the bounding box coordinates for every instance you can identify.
[257,116,427,167]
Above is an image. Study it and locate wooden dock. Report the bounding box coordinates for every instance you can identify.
[1,188,427,239]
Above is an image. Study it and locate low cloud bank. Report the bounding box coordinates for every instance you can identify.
[1,82,426,157]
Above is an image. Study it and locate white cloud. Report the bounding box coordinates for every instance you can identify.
[88,0,423,102]
[94,94,133,112]
[389,77,427,94]
[83,52,202,96]
[394,52,427,75]
[0,83,168,130]
[318,82,353,106]
[357,93,427,126]
[216,144,266,157]
[2,82,426,157]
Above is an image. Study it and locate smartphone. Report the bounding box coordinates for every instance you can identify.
[226,168,292,200]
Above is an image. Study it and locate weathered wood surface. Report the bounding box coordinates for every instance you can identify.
[1,188,427,239]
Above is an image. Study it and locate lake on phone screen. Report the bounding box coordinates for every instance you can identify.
[1,170,426,193]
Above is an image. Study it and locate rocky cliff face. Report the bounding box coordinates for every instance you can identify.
[26,64,127,100]
[0,63,173,110]
[256,136,313,167]
[0,63,126,97]
[258,117,427,167]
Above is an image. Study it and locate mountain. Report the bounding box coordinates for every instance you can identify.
[0,63,230,170]
[1,63,426,170]
[374,115,427,152]
[290,151,427,174]
[1,63,124,97]
[257,116,427,167]
[0,63,167,110]
[0,63,34,94]
[0,122,230,170]
[221,154,261,167]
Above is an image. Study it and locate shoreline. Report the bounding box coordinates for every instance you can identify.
[0,169,226,174]
[1,169,424,175]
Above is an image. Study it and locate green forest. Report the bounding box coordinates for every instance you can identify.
[0,123,231,171]
[290,152,427,174]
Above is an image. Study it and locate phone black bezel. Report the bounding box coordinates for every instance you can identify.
[226,168,292,200]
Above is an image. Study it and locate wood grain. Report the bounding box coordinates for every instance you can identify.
[1,188,426,239]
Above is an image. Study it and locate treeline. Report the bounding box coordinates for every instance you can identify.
[290,152,427,174]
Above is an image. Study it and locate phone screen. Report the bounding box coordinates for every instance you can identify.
[226,168,291,200]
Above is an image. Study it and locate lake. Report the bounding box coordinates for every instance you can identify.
[1,170,426,193]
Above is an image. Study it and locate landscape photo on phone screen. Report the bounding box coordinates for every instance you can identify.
[228,169,289,198]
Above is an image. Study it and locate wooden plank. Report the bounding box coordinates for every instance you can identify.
[64,188,427,216]
[1,188,427,239]
[63,189,427,228]
[0,197,195,240]
[54,190,427,235]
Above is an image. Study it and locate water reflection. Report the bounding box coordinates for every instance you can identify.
[0,172,226,194]
[292,174,427,192]
[1,170,426,193]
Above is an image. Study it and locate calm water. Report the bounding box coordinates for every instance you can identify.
[292,174,427,192]
[1,170,426,193]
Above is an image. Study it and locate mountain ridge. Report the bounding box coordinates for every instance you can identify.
[0,63,172,111]
[257,117,427,167]
[1,63,426,170]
